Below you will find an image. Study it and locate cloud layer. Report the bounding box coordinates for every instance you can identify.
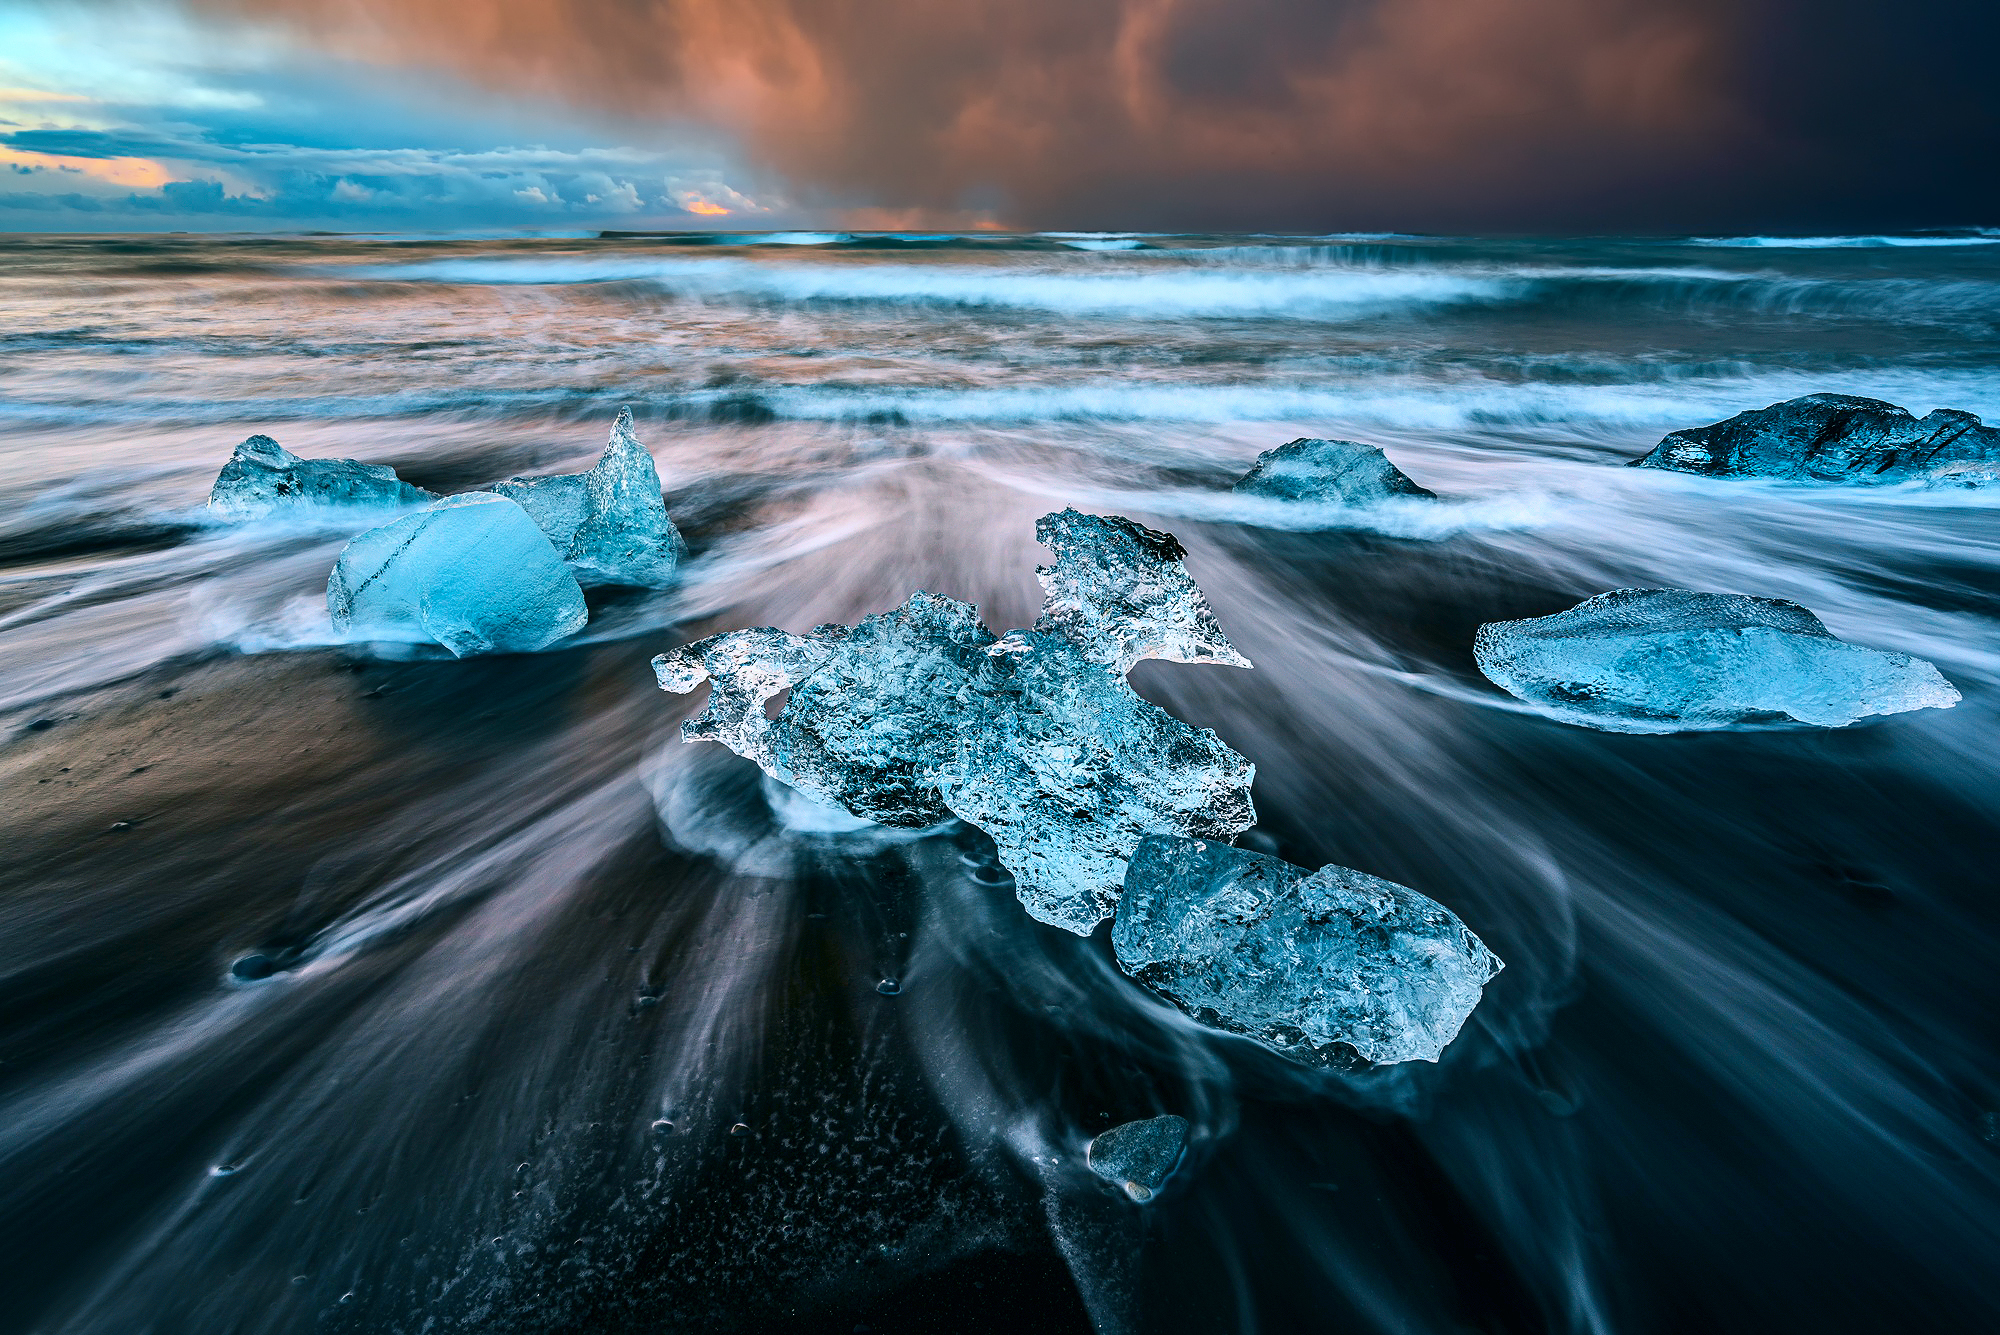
[185,0,1999,230]
[3,0,1994,230]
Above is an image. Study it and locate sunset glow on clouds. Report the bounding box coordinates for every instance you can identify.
[0,2,776,229]
[0,0,1994,232]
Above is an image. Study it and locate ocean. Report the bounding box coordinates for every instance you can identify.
[2,229,1997,1333]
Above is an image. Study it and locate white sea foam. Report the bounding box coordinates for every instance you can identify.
[345,255,1528,316]
[747,369,2000,429]
[1690,233,2000,249]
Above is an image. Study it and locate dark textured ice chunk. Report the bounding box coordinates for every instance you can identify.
[1113,836,1502,1066]
[1086,1115,1189,1202]
[651,511,1255,933]
[1474,588,1960,733]
[208,434,435,519]
[1232,437,1436,504]
[496,409,685,587]
[1629,394,2000,487]
[327,493,588,657]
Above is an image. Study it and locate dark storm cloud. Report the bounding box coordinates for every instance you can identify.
[186,0,1998,230]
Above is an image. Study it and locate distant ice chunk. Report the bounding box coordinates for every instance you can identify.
[1232,437,1436,504]
[496,409,685,587]
[1086,1115,1189,1202]
[1113,836,1502,1066]
[652,510,1255,933]
[1629,394,2000,487]
[1474,588,1960,733]
[327,493,588,657]
[207,434,435,519]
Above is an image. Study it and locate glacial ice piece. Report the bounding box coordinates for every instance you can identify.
[652,510,1256,933]
[207,434,435,519]
[1113,836,1503,1066]
[1473,588,1960,733]
[1629,394,2000,487]
[327,493,588,656]
[1232,437,1436,504]
[1086,1115,1189,1202]
[496,409,685,586]
[936,628,1254,934]
[1031,509,1251,673]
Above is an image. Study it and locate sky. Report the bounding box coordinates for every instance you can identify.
[2,0,1996,234]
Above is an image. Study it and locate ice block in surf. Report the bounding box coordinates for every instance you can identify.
[1474,588,1960,733]
[1630,393,2000,487]
[652,509,1256,934]
[327,492,588,657]
[1232,437,1435,504]
[495,408,685,588]
[208,433,436,519]
[1113,835,1503,1067]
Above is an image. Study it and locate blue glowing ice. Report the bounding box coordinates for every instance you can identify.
[208,434,435,519]
[1113,836,1502,1066]
[496,408,685,587]
[327,492,588,657]
[1475,588,1960,733]
[1232,437,1435,504]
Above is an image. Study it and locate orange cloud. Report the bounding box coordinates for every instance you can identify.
[189,0,1743,227]
[0,146,174,188]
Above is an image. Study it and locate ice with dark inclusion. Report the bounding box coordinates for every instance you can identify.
[1474,588,1960,733]
[652,509,1256,933]
[1232,437,1436,504]
[495,409,686,587]
[1112,836,1503,1066]
[328,492,588,657]
[1086,1115,1189,1202]
[207,434,436,519]
[1629,393,2000,487]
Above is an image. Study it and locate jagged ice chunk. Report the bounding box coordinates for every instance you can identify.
[1086,1115,1189,1202]
[1113,836,1502,1066]
[208,434,435,520]
[1629,394,2000,487]
[1032,509,1250,673]
[1474,588,1960,733]
[496,409,685,587]
[652,510,1256,933]
[1232,437,1436,504]
[328,493,588,657]
[936,628,1254,934]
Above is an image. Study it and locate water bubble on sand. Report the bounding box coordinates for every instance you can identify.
[876,978,901,995]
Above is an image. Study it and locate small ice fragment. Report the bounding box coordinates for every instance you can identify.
[1085,1115,1189,1201]
[1232,438,1436,504]
[327,493,588,657]
[207,434,435,519]
[496,408,685,586]
[1473,588,1960,733]
[1113,836,1503,1066]
[1629,394,2000,487]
